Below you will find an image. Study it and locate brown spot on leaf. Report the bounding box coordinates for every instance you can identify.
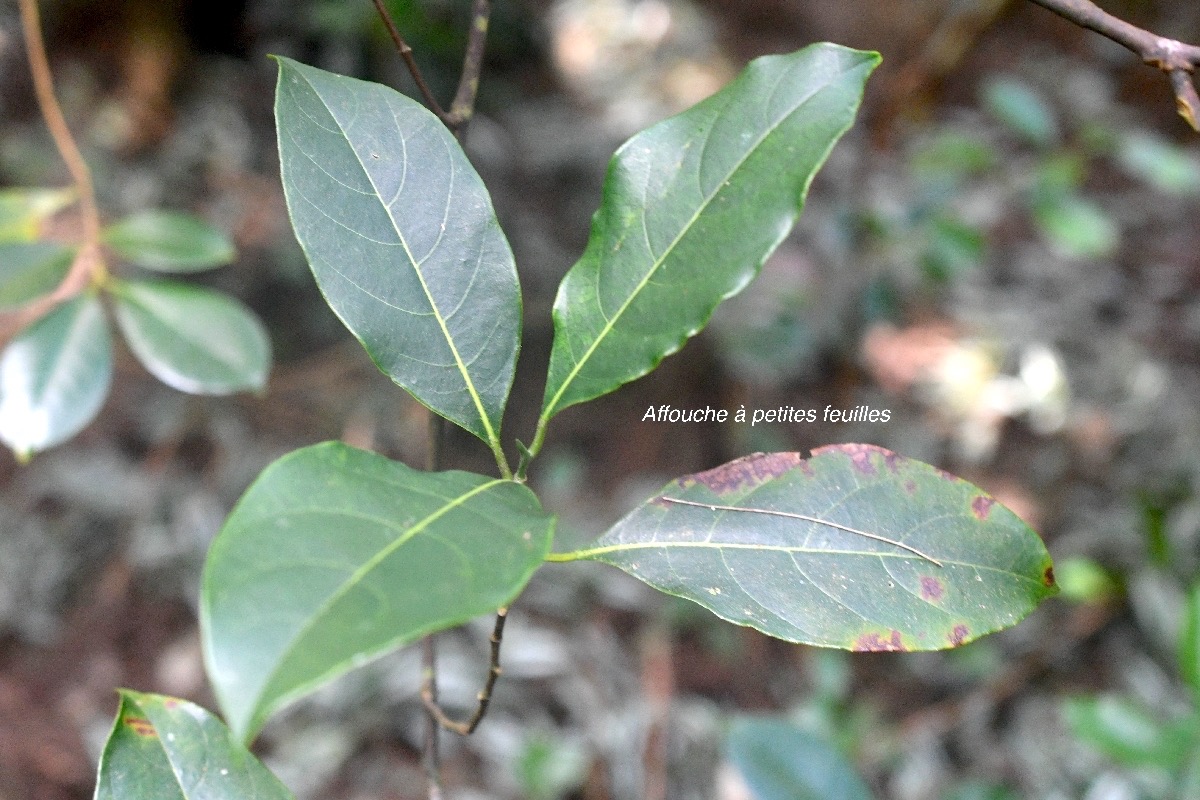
[813,443,903,476]
[920,576,944,601]
[1043,565,1056,587]
[124,716,157,737]
[904,480,917,495]
[689,452,802,493]
[971,495,996,520]
[852,630,906,652]
[949,624,970,646]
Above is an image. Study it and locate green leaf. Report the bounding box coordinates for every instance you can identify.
[551,445,1056,650]
[1180,582,1200,695]
[1032,193,1118,259]
[0,241,74,308]
[981,77,1058,146]
[0,293,112,459]
[201,441,554,742]
[0,187,75,242]
[95,690,295,800]
[1118,132,1200,195]
[725,717,873,800]
[102,210,235,272]
[111,279,270,395]
[273,56,521,454]
[1063,695,1192,769]
[539,44,878,426]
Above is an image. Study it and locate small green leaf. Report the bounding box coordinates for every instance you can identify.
[0,293,112,459]
[0,187,75,242]
[725,717,873,800]
[1180,582,1200,695]
[551,445,1056,650]
[102,210,235,272]
[1032,193,1118,258]
[1118,133,1200,195]
[95,690,295,800]
[539,44,878,426]
[201,441,554,742]
[111,279,270,395]
[1063,695,1192,769]
[981,77,1058,146]
[273,56,521,455]
[1055,556,1119,604]
[0,241,74,308]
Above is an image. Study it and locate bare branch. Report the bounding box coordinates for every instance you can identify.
[420,607,508,736]
[4,0,109,348]
[445,0,491,134]
[1026,0,1200,130]
[370,0,451,123]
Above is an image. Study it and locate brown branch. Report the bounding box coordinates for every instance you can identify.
[445,0,491,134]
[370,0,450,123]
[4,0,109,348]
[420,637,444,800]
[420,607,508,736]
[1026,0,1200,130]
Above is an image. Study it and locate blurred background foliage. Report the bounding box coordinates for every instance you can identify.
[3,0,1200,798]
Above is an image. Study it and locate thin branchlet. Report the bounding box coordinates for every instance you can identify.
[1026,0,1200,130]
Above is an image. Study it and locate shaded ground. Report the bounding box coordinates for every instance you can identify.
[3,1,1200,798]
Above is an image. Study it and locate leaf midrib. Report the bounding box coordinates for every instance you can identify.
[253,475,505,719]
[543,59,849,417]
[292,67,498,444]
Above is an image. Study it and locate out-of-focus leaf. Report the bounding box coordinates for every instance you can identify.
[1063,695,1192,769]
[911,131,997,184]
[111,279,270,395]
[1180,582,1200,695]
[1055,556,1119,604]
[0,241,74,308]
[941,782,1019,800]
[94,690,295,800]
[273,56,520,453]
[514,733,591,800]
[921,216,984,282]
[0,187,75,242]
[201,442,554,742]
[102,210,235,273]
[553,445,1056,650]
[0,293,111,460]
[1118,133,1200,195]
[1033,194,1118,259]
[725,717,873,800]
[982,77,1059,146]
[539,44,878,425]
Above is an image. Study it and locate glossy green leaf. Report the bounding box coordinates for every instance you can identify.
[273,56,520,453]
[1063,695,1194,769]
[201,441,554,742]
[111,279,270,395]
[0,241,73,308]
[1180,582,1200,695]
[0,293,111,459]
[725,717,873,800]
[95,690,295,800]
[551,445,1056,650]
[0,187,75,242]
[539,44,878,425]
[102,210,235,272]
